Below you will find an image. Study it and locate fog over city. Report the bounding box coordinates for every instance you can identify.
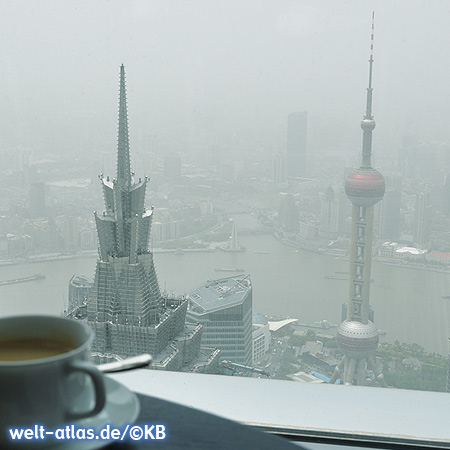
[1,0,449,154]
[2,0,450,391]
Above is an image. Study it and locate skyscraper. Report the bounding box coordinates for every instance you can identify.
[186,276,253,365]
[273,151,287,184]
[85,65,219,372]
[320,186,346,238]
[413,190,432,249]
[380,189,401,241]
[329,15,386,386]
[286,111,307,178]
[278,192,299,232]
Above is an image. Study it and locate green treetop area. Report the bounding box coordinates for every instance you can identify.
[275,328,448,391]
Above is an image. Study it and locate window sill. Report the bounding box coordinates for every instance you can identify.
[110,369,450,448]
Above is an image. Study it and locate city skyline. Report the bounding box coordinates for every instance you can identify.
[1,3,450,392]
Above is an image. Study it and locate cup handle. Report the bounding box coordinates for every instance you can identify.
[65,360,106,420]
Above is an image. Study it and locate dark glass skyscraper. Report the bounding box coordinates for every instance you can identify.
[286,111,307,178]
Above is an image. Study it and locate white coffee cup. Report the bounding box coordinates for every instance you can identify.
[0,315,106,442]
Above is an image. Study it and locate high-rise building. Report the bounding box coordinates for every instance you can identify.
[286,111,307,178]
[330,15,386,386]
[83,65,219,373]
[413,190,432,249]
[279,192,299,232]
[319,186,347,238]
[380,189,401,241]
[379,174,402,241]
[273,151,287,184]
[62,217,79,251]
[252,312,271,364]
[186,276,253,365]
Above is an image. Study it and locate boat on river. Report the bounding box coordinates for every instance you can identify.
[0,273,46,286]
[214,268,245,273]
[324,275,374,282]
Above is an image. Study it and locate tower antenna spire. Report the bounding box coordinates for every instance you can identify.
[366,11,375,117]
[361,12,376,168]
[117,64,131,188]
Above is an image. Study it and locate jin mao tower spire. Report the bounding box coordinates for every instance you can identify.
[117,64,132,189]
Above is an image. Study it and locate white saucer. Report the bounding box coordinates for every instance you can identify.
[42,376,140,449]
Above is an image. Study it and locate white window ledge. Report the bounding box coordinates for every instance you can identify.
[110,370,450,448]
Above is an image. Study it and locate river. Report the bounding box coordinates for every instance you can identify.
[1,213,449,356]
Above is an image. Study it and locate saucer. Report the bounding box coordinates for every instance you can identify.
[46,376,139,449]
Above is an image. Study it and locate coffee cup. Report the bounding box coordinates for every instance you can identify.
[0,315,106,443]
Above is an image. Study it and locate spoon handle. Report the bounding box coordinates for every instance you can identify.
[97,354,152,373]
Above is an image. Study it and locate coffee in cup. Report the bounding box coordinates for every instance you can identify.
[0,315,106,444]
[0,336,77,362]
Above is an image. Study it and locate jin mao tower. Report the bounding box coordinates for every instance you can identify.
[329,15,386,386]
[86,66,219,372]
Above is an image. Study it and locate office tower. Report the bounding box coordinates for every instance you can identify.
[320,186,339,236]
[380,189,401,241]
[379,174,402,241]
[398,135,416,176]
[413,190,432,249]
[286,111,307,178]
[320,186,347,237]
[62,217,79,251]
[252,312,271,364]
[86,66,219,373]
[186,276,253,365]
[330,16,386,386]
[273,151,287,184]
[279,192,299,232]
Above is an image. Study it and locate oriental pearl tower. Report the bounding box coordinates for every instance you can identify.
[329,14,387,386]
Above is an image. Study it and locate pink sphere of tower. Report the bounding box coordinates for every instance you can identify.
[345,168,385,207]
[336,320,379,358]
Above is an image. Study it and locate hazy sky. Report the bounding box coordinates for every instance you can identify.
[1,0,450,157]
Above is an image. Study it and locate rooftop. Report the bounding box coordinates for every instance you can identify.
[69,274,94,286]
[187,275,251,314]
[268,319,298,332]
